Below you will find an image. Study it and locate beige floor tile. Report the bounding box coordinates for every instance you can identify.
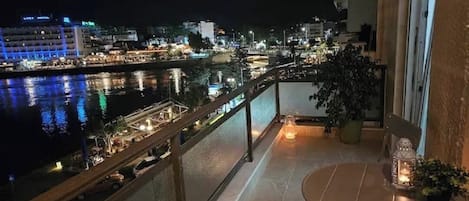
[243,131,382,201]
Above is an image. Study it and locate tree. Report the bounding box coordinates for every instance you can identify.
[326,37,334,47]
[166,25,189,42]
[309,38,319,46]
[189,32,204,53]
[176,85,210,111]
[202,37,213,49]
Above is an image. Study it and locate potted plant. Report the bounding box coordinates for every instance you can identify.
[310,44,379,144]
[413,159,469,201]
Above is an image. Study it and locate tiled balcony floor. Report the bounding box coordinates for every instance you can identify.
[243,125,384,201]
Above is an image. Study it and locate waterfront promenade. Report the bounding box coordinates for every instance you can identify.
[0,59,209,79]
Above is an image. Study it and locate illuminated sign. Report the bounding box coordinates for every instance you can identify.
[81,21,96,27]
[63,17,71,23]
[22,17,34,21]
[22,16,51,22]
[36,16,50,20]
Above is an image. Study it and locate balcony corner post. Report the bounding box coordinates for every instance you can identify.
[275,69,281,122]
[171,133,186,201]
[245,87,254,162]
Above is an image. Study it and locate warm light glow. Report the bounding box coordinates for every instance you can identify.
[284,115,297,141]
[139,125,146,131]
[147,125,154,131]
[55,161,63,170]
[145,119,153,131]
[400,167,410,175]
[252,130,261,138]
[285,132,296,140]
[393,138,416,189]
[398,175,410,183]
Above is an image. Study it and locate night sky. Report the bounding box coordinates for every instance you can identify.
[1,0,338,28]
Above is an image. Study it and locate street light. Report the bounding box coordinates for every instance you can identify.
[249,30,255,46]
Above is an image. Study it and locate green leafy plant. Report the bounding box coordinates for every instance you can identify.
[413,158,469,198]
[310,44,379,130]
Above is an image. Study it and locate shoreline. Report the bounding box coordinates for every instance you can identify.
[0,59,209,79]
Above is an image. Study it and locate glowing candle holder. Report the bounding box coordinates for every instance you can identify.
[284,115,297,142]
[392,138,416,190]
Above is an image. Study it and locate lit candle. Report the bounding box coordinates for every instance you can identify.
[399,175,410,183]
[285,132,296,140]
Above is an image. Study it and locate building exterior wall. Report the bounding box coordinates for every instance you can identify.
[303,23,324,40]
[347,0,378,32]
[198,21,215,44]
[376,0,407,115]
[425,0,469,167]
[0,26,91,62]
[113,29,138,42]
[183,22,198,34]
[73,27,92,57]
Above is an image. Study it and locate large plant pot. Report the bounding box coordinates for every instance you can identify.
[339,120,363,144]
[426,192,452,201]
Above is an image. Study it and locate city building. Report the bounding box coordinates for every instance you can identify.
[113,29,138,42]
[100,27,139,43]
[146,26,168,37]
[198,21,215,44]
[0,16,92,63]
[301,22,324,40]
[182,21,198,34]
[143,37,168,47]
[181,21,216,44]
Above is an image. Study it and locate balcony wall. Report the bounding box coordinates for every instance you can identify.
[182,107,247,201]
[250,85,277,142]
[425,0,469,168]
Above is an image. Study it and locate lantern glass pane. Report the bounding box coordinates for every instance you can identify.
[397,160,412,185]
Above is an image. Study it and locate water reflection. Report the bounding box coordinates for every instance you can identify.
[77,96,87,126]
[134,71,145,92]
[171,68,182,95]
[0,70,171,136]
[0,65,244,184]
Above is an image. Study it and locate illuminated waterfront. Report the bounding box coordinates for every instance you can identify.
[0,65,242,183]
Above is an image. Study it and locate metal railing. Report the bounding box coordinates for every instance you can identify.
[31,63,386,201]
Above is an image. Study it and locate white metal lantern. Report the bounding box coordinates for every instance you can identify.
[284,115,297,141]
[392,138,416,189]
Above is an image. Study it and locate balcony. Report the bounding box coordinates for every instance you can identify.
[219,123,384,201]
[26,64,392,201]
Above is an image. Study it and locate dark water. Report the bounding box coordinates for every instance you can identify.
[0,65,236,183]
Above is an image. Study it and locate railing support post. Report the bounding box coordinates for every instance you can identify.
[171,134,186,201]
[275,69,281,122]
[245,88,253,162]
